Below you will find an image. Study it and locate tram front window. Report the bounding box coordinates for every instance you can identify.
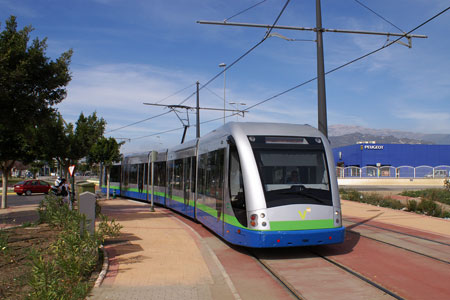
[253,149,332,207]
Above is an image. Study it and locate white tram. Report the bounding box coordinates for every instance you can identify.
[102,122,345,247]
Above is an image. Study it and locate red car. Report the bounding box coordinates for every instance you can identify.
[14,180,51,196]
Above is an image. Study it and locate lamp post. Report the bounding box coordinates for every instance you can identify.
[229,102,246,121]
[219,63,226,124]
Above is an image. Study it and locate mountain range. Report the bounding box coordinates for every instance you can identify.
[329,125,450,148]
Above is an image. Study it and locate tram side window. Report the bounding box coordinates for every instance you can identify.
[206,150,224,200]
[129,164,138,184]
[229,147,247,227]
[198,154,207,196]
[123,164,130,186]
[198,149,224,209]
[191,158,196,193]
[155,162,166,187]
[174,159,183,191]
[110,165,121,182]
[138,163,145,192]
[183,157,191,194]
[167,161,174,196]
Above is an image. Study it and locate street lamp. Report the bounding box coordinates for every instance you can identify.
[219,63,226,124]
[229,102,246,121]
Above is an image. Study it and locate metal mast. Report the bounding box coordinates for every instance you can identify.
[316,0,327,137]
[197,1,427,138]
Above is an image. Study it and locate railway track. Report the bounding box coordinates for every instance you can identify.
[343,218,450,264]
[247,219,450,300]
[250,247,402,300]
[175,206,450,300]
[344,218,450,246]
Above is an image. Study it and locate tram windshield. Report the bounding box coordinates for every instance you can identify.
[252,148,332,207]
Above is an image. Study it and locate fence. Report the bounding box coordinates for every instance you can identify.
[336,165,450,179]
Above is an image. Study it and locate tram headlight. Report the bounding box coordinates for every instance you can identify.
[335,210,341,224]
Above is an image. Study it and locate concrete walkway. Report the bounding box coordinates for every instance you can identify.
[88,199,237,300]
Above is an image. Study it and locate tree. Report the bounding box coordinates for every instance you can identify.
[89,137,123,199]
[29,161,45,179]
[38,112,106,179]
[0,16,72,208]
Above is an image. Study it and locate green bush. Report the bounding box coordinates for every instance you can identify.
[340,189,405,209]
[401,189,450,206]
[406,199,418,212]
[417,198,443,217]
[29,195,122,300]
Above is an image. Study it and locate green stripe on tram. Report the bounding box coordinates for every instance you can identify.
[104,187,334,231]
[269,219,334,231]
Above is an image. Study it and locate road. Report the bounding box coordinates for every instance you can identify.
[5,193,47,207]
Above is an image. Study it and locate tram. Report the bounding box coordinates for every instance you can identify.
[102,122,345,247]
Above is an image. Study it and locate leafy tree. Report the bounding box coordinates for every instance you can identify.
[29,161,45,179]
[0,16,72,208]
[89,137,123,199]
[38,112,106,180]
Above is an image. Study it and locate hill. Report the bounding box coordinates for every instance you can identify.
[328,125,450,148]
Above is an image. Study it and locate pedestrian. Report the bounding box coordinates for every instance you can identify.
[59,178,70,206]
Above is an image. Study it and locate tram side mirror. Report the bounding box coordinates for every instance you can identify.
[227,135,236,145]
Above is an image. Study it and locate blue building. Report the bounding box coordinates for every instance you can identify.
[332,144,450,178]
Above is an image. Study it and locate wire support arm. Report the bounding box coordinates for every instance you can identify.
[197,20,427,39]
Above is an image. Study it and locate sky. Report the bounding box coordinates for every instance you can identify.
[1,0,449,153]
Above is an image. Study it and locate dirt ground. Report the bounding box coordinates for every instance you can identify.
[0,224,60,299]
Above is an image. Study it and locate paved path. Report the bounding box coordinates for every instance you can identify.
[88,199,237,300]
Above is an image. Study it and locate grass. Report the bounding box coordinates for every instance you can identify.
[0,177,26,186]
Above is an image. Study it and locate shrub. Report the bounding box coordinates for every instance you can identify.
[29,195,122,299]
[340,189,405,210]
[401,189,450,206]
[442,211,450,219]
[417,198,443,217]
[406,199,418,212]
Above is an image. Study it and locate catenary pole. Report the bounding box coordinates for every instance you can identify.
[316,0,327,137]
[196,81,200,138]
[198,4,427,137]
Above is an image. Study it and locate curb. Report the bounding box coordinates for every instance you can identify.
[94,245,109,288]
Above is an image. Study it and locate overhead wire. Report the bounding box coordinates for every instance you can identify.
[130,5,449,141]
[353,0,405,32]
[105,83,196,133]
[110,1,290,133]
[173,0,290,107]
[106,111,172,133]
[155,83,196,104]
[246,5,449,111]
[224,0,268,22]
[198,0,292,93]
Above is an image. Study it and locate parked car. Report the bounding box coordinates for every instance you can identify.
[14,180,51,196]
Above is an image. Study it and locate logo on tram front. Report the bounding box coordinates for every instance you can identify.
[298,208,311,220]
